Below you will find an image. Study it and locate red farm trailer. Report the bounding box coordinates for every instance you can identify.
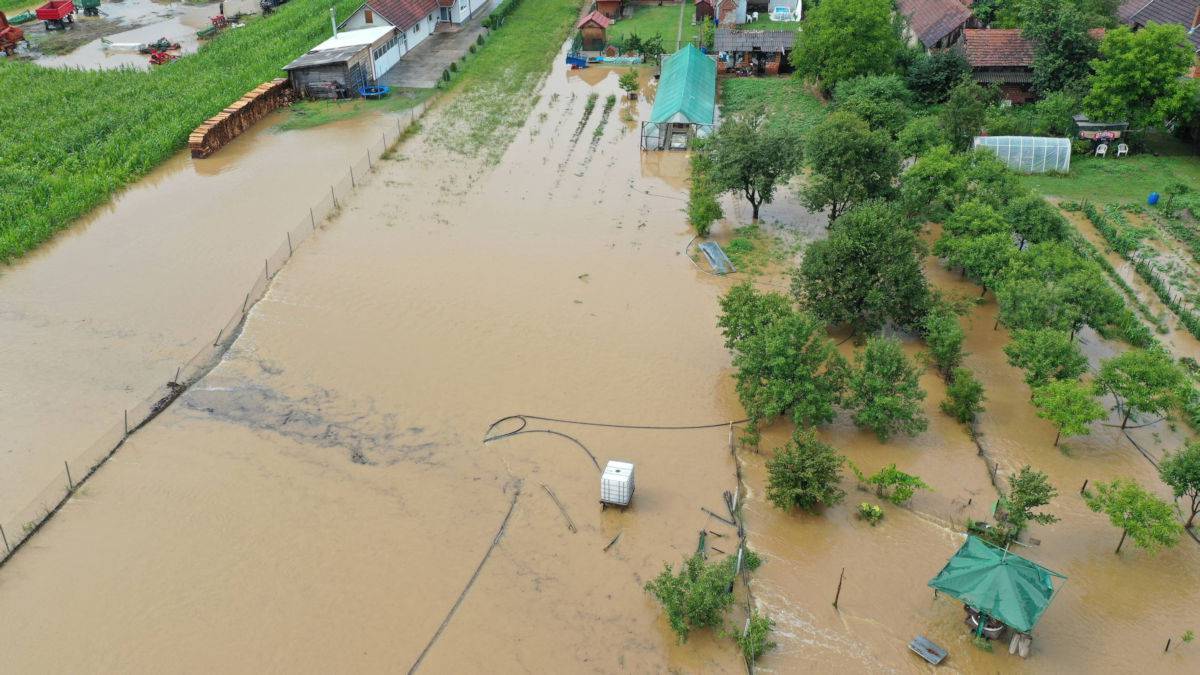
[36,0,75,31]
[0,12,25,56]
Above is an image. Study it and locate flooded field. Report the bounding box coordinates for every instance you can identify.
[2,41,1199,674]
[0,107,398,520]
[20,0,259,71]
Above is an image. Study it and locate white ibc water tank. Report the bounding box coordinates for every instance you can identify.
[601,460,635,506]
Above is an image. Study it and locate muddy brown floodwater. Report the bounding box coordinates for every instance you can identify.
[3,46,1200,672]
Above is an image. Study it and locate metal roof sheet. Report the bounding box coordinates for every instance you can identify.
[650,44,717,126]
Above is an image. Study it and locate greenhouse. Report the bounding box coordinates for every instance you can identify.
[972,136,1071,174]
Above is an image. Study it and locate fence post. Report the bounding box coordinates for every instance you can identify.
[65,460,74,491]
[287,231,293,256]
[242,292,250,315]
[173,366,181,384]
[350,165,356,188]
[397,117,402,135]
[0,523,9,555]
[265,258,270,280]
[213,328,222,347]
[331,185,338,209]
[124,409,129,435]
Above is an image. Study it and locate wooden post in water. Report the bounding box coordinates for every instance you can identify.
[64,461,73,491]
[331,185,337,209]
[124,409,129,435]
[287,232,293,256]
[0,523,9,555]
[1165,638,1171,652]
[310,207,316,231]
[265,259,270,280]
[1080,479,1088,495]
[833,567,845,609]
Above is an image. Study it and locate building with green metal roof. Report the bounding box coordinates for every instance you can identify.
[641,44,717,150]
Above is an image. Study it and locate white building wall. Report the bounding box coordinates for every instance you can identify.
[340,6,439,57]
[341,6,393,31]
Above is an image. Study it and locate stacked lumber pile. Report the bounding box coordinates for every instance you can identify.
[189,78,292,158]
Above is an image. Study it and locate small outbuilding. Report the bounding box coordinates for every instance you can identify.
[715,28,796,76]
[972,136,1071,174]
[642,44,717,150]
[596,0,622,20]
[576,10,612,52]
[283,26,402,99]
[695,0,715,22]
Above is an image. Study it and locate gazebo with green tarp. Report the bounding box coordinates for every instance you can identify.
[641,44,716,151]
[928,536,1067,635]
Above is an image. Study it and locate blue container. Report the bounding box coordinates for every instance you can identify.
[1148,192,1160,205]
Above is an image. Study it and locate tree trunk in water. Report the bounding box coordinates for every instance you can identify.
[1120,407,1131,429]
[979,286,987,298]
[751,202,760,221]
[1115,528,1128,554]
[1187,505,1197,530]
[1054,430,1061,447]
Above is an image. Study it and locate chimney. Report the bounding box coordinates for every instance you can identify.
[1192,4,1199,30]
[330,8,337,37]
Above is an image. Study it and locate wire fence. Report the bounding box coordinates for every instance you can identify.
[0,98,436,567]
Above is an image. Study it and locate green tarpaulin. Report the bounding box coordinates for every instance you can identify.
[649,44,716,126]
[928,536,1066,633]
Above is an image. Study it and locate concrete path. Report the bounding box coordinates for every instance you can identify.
[381,3,497,89]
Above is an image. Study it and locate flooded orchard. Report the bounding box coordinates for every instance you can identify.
[2,39,1199,675]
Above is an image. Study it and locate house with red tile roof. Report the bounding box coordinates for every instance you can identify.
[577,11,612,51]
[961,28,1104,103]
[898,0,975,50]
[340,0,487,58]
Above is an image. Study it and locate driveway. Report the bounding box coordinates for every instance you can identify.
[381,4,496,89]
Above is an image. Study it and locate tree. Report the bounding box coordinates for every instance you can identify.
[846,337,928,441]
[801,111,901,222]
[790,0,905,93]
[766,430,847,512]
[942,367,986,424]
[1095,348,1187,429]
[940,78,991,151]
[850,462,931,505]
[1032,379,1105,445]
[707,111,804,221]
[792,200,929,334]
[687,144,723,236]
[1084,478,1183,554]
[719,286,848,445]
[644,553,737,641]
[1019,0,1101,95]
[906,50,971,105]
[934,200,1015,294]
[1002,466,1059,533]
[900,145,966,220]
[833,75,912,137]
[923,305,965,376]
[737,610,776,662]
[898,116,949,158]
[698,17,716,51]
[1003,193,1066,248]
[618,69,640,99]
[1084,24,1199,131]
[996,277,1077,334]
[1159,440,1200,530]
[1004,328,1088,389]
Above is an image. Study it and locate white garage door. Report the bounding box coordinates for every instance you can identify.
[372,36,402,79]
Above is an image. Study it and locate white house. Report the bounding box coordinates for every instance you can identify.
[340,0,487,58]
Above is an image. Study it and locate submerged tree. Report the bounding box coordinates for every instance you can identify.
[1002,193,1067,248]
[1095,348,1187,429]
[766,430,847,512]
[792,200,929,334]
[1032,379,1105,446]
[644,553,738,641]
[1001,465,1059,533]
[923,304,966,377]
[941,367,986,425]
[846,337,928,441]
[1084,478,1183,554]
[850,462,931,505]
[707,111,804,221]
[1159,440,1200,530]
[801,111,901,222]
[1004,328,1089,389]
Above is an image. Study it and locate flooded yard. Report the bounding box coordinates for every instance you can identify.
[1,36,1199,675]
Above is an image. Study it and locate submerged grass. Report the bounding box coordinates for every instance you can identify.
[435,0,582,163]
[0,0,373,262]
[276,88,434,131]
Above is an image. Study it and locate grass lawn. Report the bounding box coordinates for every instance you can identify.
[609,5,695,49]
[740,16,801,31]
[720,76,826,134]
[1022,136,1200,204]
[276,88,434,131]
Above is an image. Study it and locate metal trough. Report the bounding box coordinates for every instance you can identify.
[698,241,735,275]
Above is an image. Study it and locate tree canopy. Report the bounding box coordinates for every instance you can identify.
[791,0,905,93]
[707,111,804,221]
[766,430,847,513]
[1159,440,1200,530]
[940,78,991,151]
[1084,478,1183,554]
[792,200,929,335]
[1032,379,1105,445]
[1084,24,1200,130]
[1095,348,1187,428]
[1019,0,1100,95]
[941,367,986,425]
[1004,328,1089,389]
[846,337,928,441]
[1002,465,1059,533]
[801,111,901,222]
[833,75,913,137]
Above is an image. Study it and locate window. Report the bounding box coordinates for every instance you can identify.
[413,26,419,35]
[365,9,373,23]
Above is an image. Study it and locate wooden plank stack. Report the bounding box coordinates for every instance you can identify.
[189,78,292,159]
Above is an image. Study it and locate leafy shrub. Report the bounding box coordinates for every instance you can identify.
[857,502,884,525]
[766,430,847,512]
[851,462,931,505]
[942,367,985,424]
[644,553,738,642]
[736,610,776,662]
[906,49,970,104]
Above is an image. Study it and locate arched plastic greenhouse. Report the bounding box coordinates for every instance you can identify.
[972,136,1071,174]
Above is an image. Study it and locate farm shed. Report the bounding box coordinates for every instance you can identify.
[576,11,612,51]
[714,28,795,75]
[642,44,717,150]
[696,0,715,22]
[972,136,1071,174]
[283,26,402,98]
[596,0,622,19]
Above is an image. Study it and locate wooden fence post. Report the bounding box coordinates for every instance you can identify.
[65,461,74,491]
[833,567,845,609]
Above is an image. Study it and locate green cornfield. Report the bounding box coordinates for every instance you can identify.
[0,0,366,262]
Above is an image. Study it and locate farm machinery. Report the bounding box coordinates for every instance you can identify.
[78,0,100,17]
[36,0,75,31]
[259,0,289,15]
[0,12,26,56]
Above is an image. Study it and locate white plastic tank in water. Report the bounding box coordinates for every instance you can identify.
[601,460,635,506]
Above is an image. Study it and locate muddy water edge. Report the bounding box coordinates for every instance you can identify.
[2,47,1199,675]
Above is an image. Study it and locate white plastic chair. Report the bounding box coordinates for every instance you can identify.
[1116,143,1129,158]
[1095,143,1107,158]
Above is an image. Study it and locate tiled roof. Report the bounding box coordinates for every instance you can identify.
[714,28,797,52]
[577,10,613,29]
[366,0,439,30]
[1119,0,1200,50]
[897,0,973,48]
[963,28,1105,68]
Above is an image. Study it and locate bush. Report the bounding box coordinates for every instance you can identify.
[898,116,948,158]
[906,50,970,104]
[923,305,965,376]
[851,462,931,505]
[469,44,477,54]
[477,34,485,46]
[766,430,847,512]
[687,146,723,237]
[857,502,884,525]
[644,553,739,642]
[736,610,777,662]
[941,367,986,424]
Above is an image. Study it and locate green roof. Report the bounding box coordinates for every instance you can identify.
[928,536,1066,633]
[649,44,716,126]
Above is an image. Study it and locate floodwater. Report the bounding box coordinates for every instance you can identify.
[2,49,1200,673]
[0,106,401,520]
[31,0,259,71]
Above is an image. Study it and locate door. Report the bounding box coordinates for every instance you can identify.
[439,7,451,21]
[374,38,401,77]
